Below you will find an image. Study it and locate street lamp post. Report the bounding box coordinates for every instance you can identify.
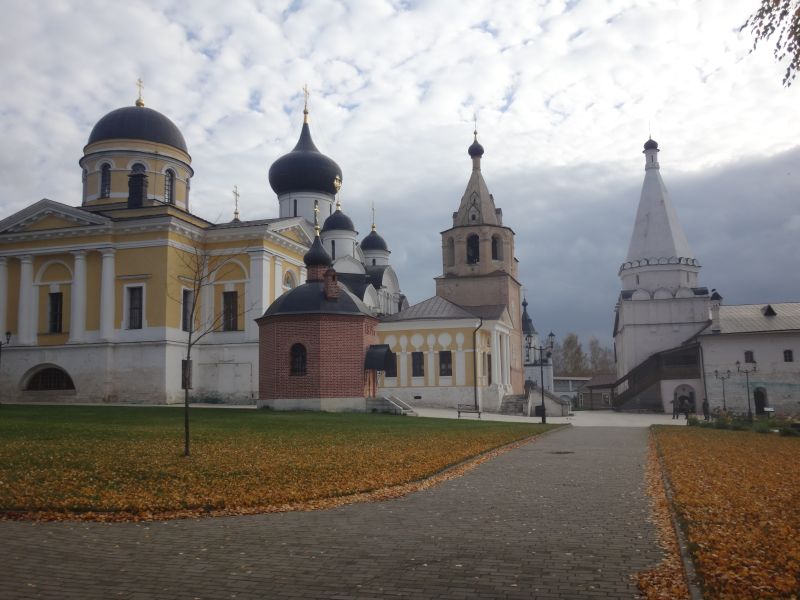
[714,369,731,412]
[736,360,757,422]
[0,331,11,408]
[525,332,555,424]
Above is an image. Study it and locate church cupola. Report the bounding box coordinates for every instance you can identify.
[80,82,193,211]
[619,139,700,293]
[360,207,391,267]
[269,88,342,223]
[320,196,358,262]
[304,203,333,282]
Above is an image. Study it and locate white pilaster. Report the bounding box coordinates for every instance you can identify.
[0,257,7,338]
[246,250,271,341]
[427,349,436,386]
[99,248,116,341]
[18,255,34,345]
[491,330,499,386]
[455,349,466,386]
[273,257,284,303]
[300,266,307,284]
[398,351,408,386]
[69,251,87,343]
[503,334,511,385]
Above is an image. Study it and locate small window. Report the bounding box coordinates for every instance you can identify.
[181,289,193,332]
[439,350,452,377]
[128,286,143,329]
[331,240,336,260]
[283,271,296,290]
[491,235,502,260]
[384,351,397,377]
[412,351,424,377]
[744,350,755,364]
[26,367,75,391]
[784,350,794,363]
[372,259,376,266]
[293,199,297,217]
[466,234,480,264]
[164,169,175,204]
[290,343,307,376]
[48,292,63,333]
[100,164,111,197]
[222,291,238,331]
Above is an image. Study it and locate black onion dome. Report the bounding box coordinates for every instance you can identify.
[262,281,370,317]
[468,138,484,158]
[321,208,355,232]
[268,122,342,196]
[88,105,188,153]
[644,138,658,151]
[360,229,389,252]
[521,299,536,336]
[303,236,332,268]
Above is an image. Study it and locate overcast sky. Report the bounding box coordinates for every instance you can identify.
[1,0,798,346]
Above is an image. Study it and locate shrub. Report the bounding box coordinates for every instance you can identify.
[687,416,700,426]
[753,421,772,434]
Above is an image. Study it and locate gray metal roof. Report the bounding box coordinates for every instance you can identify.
[704,303,800,335]
[381,296,476,322]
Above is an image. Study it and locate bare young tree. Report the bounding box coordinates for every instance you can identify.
[170,245,249,457]
[588,336,615,375]
[742,0,800,86]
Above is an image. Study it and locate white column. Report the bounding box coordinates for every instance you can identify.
[491,330,499,386]
[246,250,271,341]
[455,348,466,386]
[99,248,116,341]
[273,257,284,303]
[0,257,7,338]
[426,349,436,386]
[18,255,34,345]
[503,334,511,385]
[69,251,87,342]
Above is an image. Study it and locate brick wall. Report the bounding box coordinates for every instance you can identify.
[258,313,379,400]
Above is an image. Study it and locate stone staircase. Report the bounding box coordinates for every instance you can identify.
[500,394,527,415]
[366,395,417,416]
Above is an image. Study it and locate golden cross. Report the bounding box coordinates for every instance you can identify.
[473,112,478,138]
[313,199,320,233]
[371,201,376,231]
[233,185,240,220]
[136,78,145,106]
[302,83,310,122]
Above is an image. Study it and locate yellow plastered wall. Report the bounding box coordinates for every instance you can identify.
[115,246,169,328]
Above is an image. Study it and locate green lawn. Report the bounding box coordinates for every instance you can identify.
[0,405,551,520]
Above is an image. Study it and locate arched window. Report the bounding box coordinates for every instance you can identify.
[290,343,307,376]
[466,234,480,264]
[283,271,296,290]
[164,169,175,204]
[331,240,336,260]
[26,367,75,391]
[293,199,297,217]
[100,164,111,197]
[491,235,502,260]
[131,163,146,174]
[446,238,455,266]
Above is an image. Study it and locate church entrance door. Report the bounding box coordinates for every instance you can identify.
[754,388,767,415]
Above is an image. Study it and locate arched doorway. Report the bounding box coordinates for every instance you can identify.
[754,387,768,415]
[673,384,696,412]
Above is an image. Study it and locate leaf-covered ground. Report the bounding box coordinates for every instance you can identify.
[0,406,550,521]
[653,427,800,599]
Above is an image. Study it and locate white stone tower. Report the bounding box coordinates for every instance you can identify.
[614,139,710,378]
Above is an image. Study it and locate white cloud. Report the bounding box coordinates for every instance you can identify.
[1,0,798,345]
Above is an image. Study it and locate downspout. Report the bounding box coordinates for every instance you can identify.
[472,317,483,410]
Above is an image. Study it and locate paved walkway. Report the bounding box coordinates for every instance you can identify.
[415,408,686,427]
[1,426,661,599]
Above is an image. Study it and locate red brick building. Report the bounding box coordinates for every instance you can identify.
[257,233,380,411]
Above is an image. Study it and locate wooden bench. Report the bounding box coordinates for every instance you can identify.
[457,404,481,418]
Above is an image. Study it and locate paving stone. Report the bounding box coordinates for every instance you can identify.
[0,427,661,598]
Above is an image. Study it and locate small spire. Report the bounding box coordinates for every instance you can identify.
[135,78,145,107]
[313,199,320,236]
[371,201,376,232]
[473,112,478,141]
[302,83,310,124]
[232,185,240,222]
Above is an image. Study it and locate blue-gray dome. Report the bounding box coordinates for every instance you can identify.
[303,236,332,268]
[268,122,342,196]
[262,281,370,317]
[87,105,188,153]
[644,138,658,151]
[360,229,389,251]
[321,208,355,233]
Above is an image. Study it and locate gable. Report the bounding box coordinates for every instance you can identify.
[0,199,110,235]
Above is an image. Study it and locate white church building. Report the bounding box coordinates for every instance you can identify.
[612,139,799,416]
